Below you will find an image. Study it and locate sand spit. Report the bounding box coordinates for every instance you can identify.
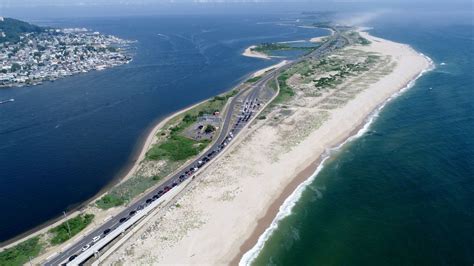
[242,45,271,60]
[102,32,431,265]
[251,60,288,78]
[310,36,327,43]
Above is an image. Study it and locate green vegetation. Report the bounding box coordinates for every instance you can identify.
[96,194,125,209]
[97,89,238,210]
[346,31,371,46]
[204,124,216,133]
[313,55,378,89]
[0,17,44,43]
[358,37,371,45]
[258,115,267,120]
[168,114,198,136]
[164,89,238,137]
[251,43,292,53]
[269,79,278,92]
[96,172,176,210]
[148,90,237,160]
[312,22,333,28]
[252,42,317,56]
[246,76,262,83]
[48,214,95,245]
[147,135,210,161]
[0,211,97,263]
[272,71,295,105]
[314,75,339,88]
[0,237,43,266]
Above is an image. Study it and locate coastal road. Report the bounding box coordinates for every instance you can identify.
[45,30,346,266]
[46,63,277,266]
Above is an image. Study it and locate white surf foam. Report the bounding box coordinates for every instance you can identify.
[239,54,435,266]
[278,40,306,44]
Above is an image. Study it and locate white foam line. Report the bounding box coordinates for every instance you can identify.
[240,54,435,266]
[278,40,306,44]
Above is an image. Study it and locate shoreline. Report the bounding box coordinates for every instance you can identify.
[99,31,434,265]
[242,45,271,60]
[250,60,288,78]
[0,97,212,250]
[236,53,434,264]
[0,59,290,253]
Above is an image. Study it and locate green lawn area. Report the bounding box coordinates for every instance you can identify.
[0,237,43,266]
[96,173,173,210]
[147,89,237,161]
[96,89,238,210]
[48,214,95,245]
[272,72,295,105]
[146,135,210,161]
[96,194,125,209]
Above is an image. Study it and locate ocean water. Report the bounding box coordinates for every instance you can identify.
[0,15,328,243]
[247,21,474,265]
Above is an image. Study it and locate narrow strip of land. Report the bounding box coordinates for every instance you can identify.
[99,29,431,265]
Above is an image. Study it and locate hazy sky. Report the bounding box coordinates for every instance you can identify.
[0,0,471,20]
[1,0,472,7]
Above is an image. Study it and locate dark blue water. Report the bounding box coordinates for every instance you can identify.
[251,19,474,266]
[0,15,328,242]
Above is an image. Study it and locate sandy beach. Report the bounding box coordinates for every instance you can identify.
[250,60,288,78]
[14,97,217,264]
[242,45,271,60]
[2,52,291,264]
[310,36,327,43]
[100,31,431,265]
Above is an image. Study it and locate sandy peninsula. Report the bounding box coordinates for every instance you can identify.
[6,53,291,265]
[242,45,271,60]
[100,31,431,265]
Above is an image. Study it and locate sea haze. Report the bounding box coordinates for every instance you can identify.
[250,17,474,266]
[0,15,328,242]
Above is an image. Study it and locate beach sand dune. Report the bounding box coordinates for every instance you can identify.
[102,32,431,265]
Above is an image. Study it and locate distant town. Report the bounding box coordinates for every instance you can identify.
[0,17,133,88]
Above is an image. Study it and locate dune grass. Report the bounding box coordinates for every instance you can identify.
[48,214,95,245]
[0,237,43,266]
[272,72,295,105]
[147,135,210,162]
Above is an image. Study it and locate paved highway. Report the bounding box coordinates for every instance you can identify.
[45,30,346,265]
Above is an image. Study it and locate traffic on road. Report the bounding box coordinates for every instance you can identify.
[46,30,346,265]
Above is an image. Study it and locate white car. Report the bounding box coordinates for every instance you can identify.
[81,244,90,252]
[92,235,100,242]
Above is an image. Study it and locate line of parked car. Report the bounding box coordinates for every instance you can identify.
[68,97,262,263]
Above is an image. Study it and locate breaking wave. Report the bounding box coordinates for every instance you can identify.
[239,53,434,266]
